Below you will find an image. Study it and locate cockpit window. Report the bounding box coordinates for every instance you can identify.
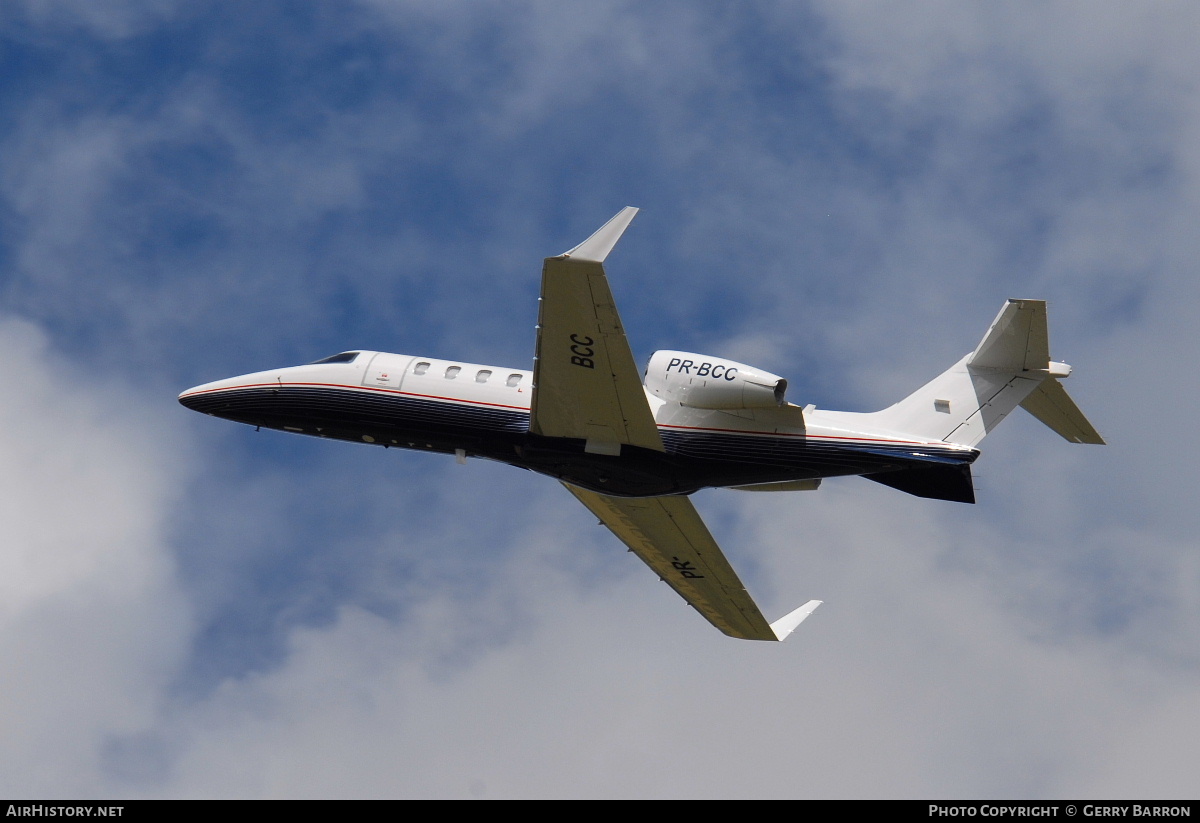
[310,351,360,365]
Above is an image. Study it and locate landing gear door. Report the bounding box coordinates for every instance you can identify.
[361,353,411,389]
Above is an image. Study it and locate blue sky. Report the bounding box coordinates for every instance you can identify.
[1,1,1196,798]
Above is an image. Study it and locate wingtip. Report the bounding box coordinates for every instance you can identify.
[560,206,639,263]
[769,599,822,641]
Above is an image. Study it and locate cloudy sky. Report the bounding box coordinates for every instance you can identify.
[1,0,1197,799]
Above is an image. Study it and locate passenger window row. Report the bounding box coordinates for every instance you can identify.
[412,361,523,387]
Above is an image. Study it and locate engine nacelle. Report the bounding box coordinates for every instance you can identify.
[644,350,788,410]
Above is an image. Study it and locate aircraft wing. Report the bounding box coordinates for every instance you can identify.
[564,483,821,641]
[530,207,664,455]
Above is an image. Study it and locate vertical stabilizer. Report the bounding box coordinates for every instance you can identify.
[970,299,1050,371]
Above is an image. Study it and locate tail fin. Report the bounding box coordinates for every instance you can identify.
[871,300,1104,447]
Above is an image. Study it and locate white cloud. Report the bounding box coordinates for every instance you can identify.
[87,482,1192,799]
[0,316,192,796]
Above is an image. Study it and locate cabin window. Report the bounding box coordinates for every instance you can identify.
[444,366,461,379]
[413,362,430,375]
[475,369,492,383]
[506,373,523,387]
[310,351,360,365]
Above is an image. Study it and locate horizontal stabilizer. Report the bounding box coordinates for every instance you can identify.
[1020,378,1106,444]
[770,599,822,641]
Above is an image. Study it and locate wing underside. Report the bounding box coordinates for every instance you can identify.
[563,484,779,640]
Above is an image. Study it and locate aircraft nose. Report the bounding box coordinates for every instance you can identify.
[178,384,221,414]
[178,376,247,416]
[178,387,204,411]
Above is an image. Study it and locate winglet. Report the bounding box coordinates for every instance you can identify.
[561,206,639,263]
[769,599,822,641]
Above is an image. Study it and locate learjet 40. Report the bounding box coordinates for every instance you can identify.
[180,208,1104,641]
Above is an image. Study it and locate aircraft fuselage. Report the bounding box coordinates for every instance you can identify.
[179,350,977,498]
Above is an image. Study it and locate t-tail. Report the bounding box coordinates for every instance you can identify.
[844,300,1103,504]
[871,299,1105,448]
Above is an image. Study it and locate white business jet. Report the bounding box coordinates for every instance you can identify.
[180,208,1103,641]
